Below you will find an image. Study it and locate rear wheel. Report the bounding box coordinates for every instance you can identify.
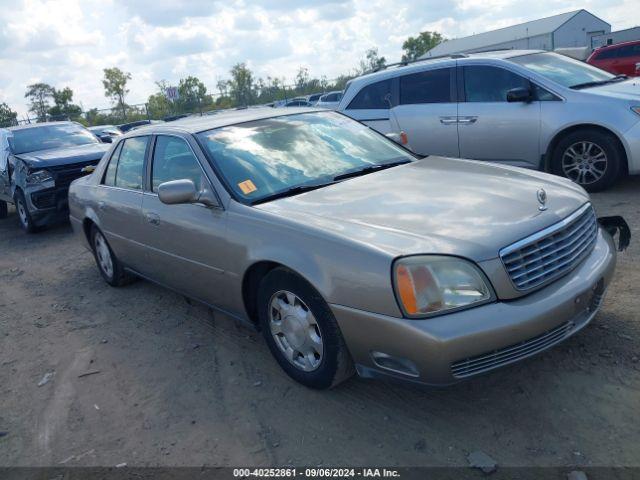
[91,226,135,287]
[257,267,354,389]
[551,129,623,192]
[14,190,37,233]
[0,200,7,219]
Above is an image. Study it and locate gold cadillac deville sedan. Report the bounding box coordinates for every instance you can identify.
[69,108,622,389]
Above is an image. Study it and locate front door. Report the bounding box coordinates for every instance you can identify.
[457,65,541,169]
[140,134,229,308]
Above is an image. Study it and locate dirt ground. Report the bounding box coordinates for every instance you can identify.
[1,177,639,470]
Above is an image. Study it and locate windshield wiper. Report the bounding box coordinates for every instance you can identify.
[570,74,628,90]
[333,160,410,181]
[252,182,335,205]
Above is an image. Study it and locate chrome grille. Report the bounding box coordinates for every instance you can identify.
[500,204,598,291]
[451,321,573,379]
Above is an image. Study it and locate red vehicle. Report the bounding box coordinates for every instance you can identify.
[587,40,640,77]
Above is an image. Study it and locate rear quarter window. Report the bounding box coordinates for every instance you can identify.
[347,79,392,109]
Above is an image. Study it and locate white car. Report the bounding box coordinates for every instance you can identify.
[315,91,343,110]
[336,50,640,191]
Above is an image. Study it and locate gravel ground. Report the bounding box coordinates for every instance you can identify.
[0,176,639,469]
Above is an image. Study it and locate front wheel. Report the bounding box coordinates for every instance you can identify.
[551,129,623,192]
[14,190,37,233]
[257,267,354,389]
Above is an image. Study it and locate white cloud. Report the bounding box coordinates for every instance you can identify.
[0,0,637,117]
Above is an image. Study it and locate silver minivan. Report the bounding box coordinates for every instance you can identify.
[338,50,640,191]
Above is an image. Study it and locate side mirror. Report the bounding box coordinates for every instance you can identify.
[158,179,219,208]
[506,87,532,103]
[99,134,113,143]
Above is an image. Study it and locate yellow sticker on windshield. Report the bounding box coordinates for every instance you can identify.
[238,179,257,195]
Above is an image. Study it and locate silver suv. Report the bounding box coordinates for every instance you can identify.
[338,50,640,191]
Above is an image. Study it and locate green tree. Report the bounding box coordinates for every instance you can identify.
[228,63,255,107]
[48,87,82,120]
[178,76,209,113]
[0,102,18,127]
[401,31,445,62]
[102,67,131,120]
[356,48,386,75]
[25,82,55,121]
[146,81,172,119]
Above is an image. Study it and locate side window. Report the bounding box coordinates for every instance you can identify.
[347,79,392,109]
[464,66,529,103]
[595,48,618,60]
[114,136,148,190]
[616,44,640,58]
[532,84,560,101]
[400,68,452,104]
[152,136,205,192]
[102,141,123,186]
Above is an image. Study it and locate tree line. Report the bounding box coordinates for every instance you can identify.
[0,31,444,128]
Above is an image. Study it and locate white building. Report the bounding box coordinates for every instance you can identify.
[591,26,640,49]
[420,10,611,58]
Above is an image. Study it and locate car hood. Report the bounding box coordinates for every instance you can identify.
[583,78,640,101]
[257,157,590,261]
[15,143,110,168]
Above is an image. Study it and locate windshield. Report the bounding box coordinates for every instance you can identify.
[11,123,99,155]
[197,112,413,203]
[510,52,614,88]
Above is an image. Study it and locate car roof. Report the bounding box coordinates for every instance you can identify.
[348,49,545,84]
[126,107,327,135]
[597,39,640,50]
[7,121,76,132]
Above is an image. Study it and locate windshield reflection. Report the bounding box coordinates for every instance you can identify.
[198,112,413,202]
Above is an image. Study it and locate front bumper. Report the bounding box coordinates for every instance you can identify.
[623,120,640,175]
[25,186,71,227]
[331,229,616,386]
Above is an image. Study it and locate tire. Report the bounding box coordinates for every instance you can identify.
[14,190,37,233]
[257,267,354,389]
[90,225,135,287]
[551,129,623,192]
[0,200,7,219]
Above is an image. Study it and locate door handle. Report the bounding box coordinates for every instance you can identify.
[458,116,478,125]
[145,212,160,226]
[439,116,458,125]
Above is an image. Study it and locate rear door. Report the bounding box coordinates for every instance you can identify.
[457,65,541,169]
[391,67,459,157]
[139,134,229,308]
[342,78,395,135]
[95,136,149,271]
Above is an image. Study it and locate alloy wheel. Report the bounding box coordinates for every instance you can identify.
[561,141,607,185]
[268,290,323,372]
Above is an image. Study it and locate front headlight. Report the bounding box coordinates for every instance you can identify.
[26,169,53,185]
[393,255,493,318]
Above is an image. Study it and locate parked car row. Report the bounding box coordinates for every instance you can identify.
[587,39,640,77]
[272,91,345,109]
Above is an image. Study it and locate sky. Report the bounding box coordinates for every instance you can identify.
[0,0,636,117]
